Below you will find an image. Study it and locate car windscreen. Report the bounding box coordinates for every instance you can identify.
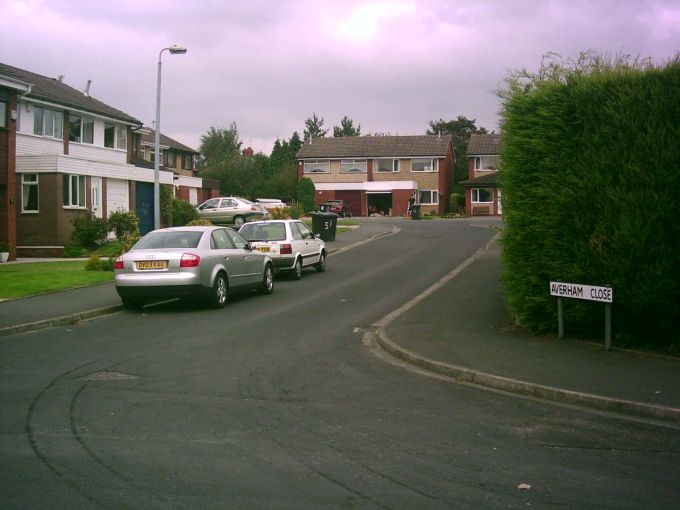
[134,231,203,250]
[239,223,287,241]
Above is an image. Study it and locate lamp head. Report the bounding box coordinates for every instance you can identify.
[168,45,188,55]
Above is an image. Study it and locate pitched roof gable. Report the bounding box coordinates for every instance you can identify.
[467,134,501,156]
[141,129,198,154]
[0,62,141,125]
[296,135,453,159]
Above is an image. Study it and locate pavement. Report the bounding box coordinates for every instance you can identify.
[2,218,679,426]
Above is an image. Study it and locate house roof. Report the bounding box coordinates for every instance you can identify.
[467,133,502,156]
[141,128,198,155]
[0,62,141,125]
[296,135,453,159]
[459,171,499,187]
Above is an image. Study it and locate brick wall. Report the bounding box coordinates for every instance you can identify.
[0,89,17,260]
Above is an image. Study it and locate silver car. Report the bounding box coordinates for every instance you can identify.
[196,197,266,227]
[238,220,326,279]
[114,226,274,309]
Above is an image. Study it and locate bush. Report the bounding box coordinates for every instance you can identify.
[64,245,88,258]
[85,255,114,271]
[71,211,108,247]
[107,209,140,241]
[269,207,290,219]
[288,200,305,219]
[296,177,315,213]
[186,219,213,226]
[499,53,680,348]
[450,192,465,214]
[171,199,199,226]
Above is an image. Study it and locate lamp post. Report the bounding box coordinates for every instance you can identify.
[154,45,187,230]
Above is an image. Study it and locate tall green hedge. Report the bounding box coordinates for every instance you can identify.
[500,54,680,348]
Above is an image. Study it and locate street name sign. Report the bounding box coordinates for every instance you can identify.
[550,282,613,303]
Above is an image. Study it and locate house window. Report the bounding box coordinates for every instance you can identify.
[33,106,63,139]
[116,125,127,150]
[68,114,93,143]
[0,101,7,128]
[303,160,330,174]
[411,158,438,172]
[63,174,87,208]
[21,174,39,212]
[183,154,193,170]
[104,123,115,148]
[166,152,177,168]
[474,156,499,170]
[375,158,399,172]
[340,160,367,173]
[472,188,493,203]
[418,190,439,205]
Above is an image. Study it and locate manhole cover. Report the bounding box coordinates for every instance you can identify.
[80,371,138,382]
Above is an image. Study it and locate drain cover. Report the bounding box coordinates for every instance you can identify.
[80,371,138,382]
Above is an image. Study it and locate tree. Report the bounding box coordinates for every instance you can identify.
[333,116,361,137]
[427,116,488,192]
[296,177,316,213]
[303,113,328,139]
[197,124,242,170]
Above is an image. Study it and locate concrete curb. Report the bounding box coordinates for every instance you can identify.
[0,305,123,337]
[375,327,680,426]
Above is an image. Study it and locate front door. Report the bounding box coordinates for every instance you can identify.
[91,177,102,218]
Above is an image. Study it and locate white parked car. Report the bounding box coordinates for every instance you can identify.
[238,220,326,279]
[255,198,288,214]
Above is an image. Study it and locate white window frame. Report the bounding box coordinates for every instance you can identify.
[116,125,127,150]
[411,158,439,172]
[63,174,87,208]
[340,159,367,174]
[303,160,330,174]
[21,173,39,213]
[474,156,499,171]
[418,190,439,205]
[375,158,400,173]
[471,188,494,203]
[68,114,93,144]
[33,106,63,139]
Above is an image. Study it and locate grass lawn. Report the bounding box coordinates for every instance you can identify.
[0,261,113,299]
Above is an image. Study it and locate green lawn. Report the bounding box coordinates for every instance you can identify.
[0,261,113,299]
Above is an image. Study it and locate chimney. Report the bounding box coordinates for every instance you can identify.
[83,79,92,97]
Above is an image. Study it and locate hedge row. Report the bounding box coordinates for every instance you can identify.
[500,55,680,348]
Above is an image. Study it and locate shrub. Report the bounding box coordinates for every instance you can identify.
[85,255,114,271]
[122,231,140,254]
[186,219,213,226]
[71,211,108,247]
[64,245,87,258]
[450,192,465,214]
[296,177,315,213]
[171,199,199,226]
[269,207,290,219]
[499,53,680,347]
[107,209,140,241]
[288,200,305,219]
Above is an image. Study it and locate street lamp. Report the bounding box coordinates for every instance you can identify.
[154,45,187,230]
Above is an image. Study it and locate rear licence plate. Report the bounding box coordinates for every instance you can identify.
[255,246,271,253]
[136,260,168,270]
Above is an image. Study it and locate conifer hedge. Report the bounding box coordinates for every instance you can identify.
[499,53,680,348]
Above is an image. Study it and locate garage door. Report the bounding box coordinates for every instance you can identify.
[107,178,129,215]
[335,191,362,217]
[135,182,154,235]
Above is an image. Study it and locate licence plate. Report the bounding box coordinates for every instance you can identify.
[136,260,168,270]
[255,246,270,253]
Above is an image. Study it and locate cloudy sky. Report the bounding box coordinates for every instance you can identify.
[1,0,678,154]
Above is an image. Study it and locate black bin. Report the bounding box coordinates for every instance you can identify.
[410,204,422,220]
[311,212,339,242]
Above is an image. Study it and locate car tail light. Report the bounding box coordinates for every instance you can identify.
[113,257,124,270]
[180,253,201,267]
[280,244,292,255]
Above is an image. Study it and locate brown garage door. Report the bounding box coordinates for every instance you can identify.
[335,191,362,217]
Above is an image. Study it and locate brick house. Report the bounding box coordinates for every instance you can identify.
[296,135,454,217]
[459,133,502,216]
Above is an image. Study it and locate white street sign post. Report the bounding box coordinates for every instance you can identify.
[550,281,613,350]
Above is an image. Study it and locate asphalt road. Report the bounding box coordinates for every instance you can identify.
[1,219,678,509]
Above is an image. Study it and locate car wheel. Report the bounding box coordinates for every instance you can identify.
[258,264,274,295]
[210,272,228,308]
[292,258,302,280]
[314,252,326,273]
[121,297,144,310]
[233,216,245,228]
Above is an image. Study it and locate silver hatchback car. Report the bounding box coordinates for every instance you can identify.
[238,220,326,279]
[114,226,274,309]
